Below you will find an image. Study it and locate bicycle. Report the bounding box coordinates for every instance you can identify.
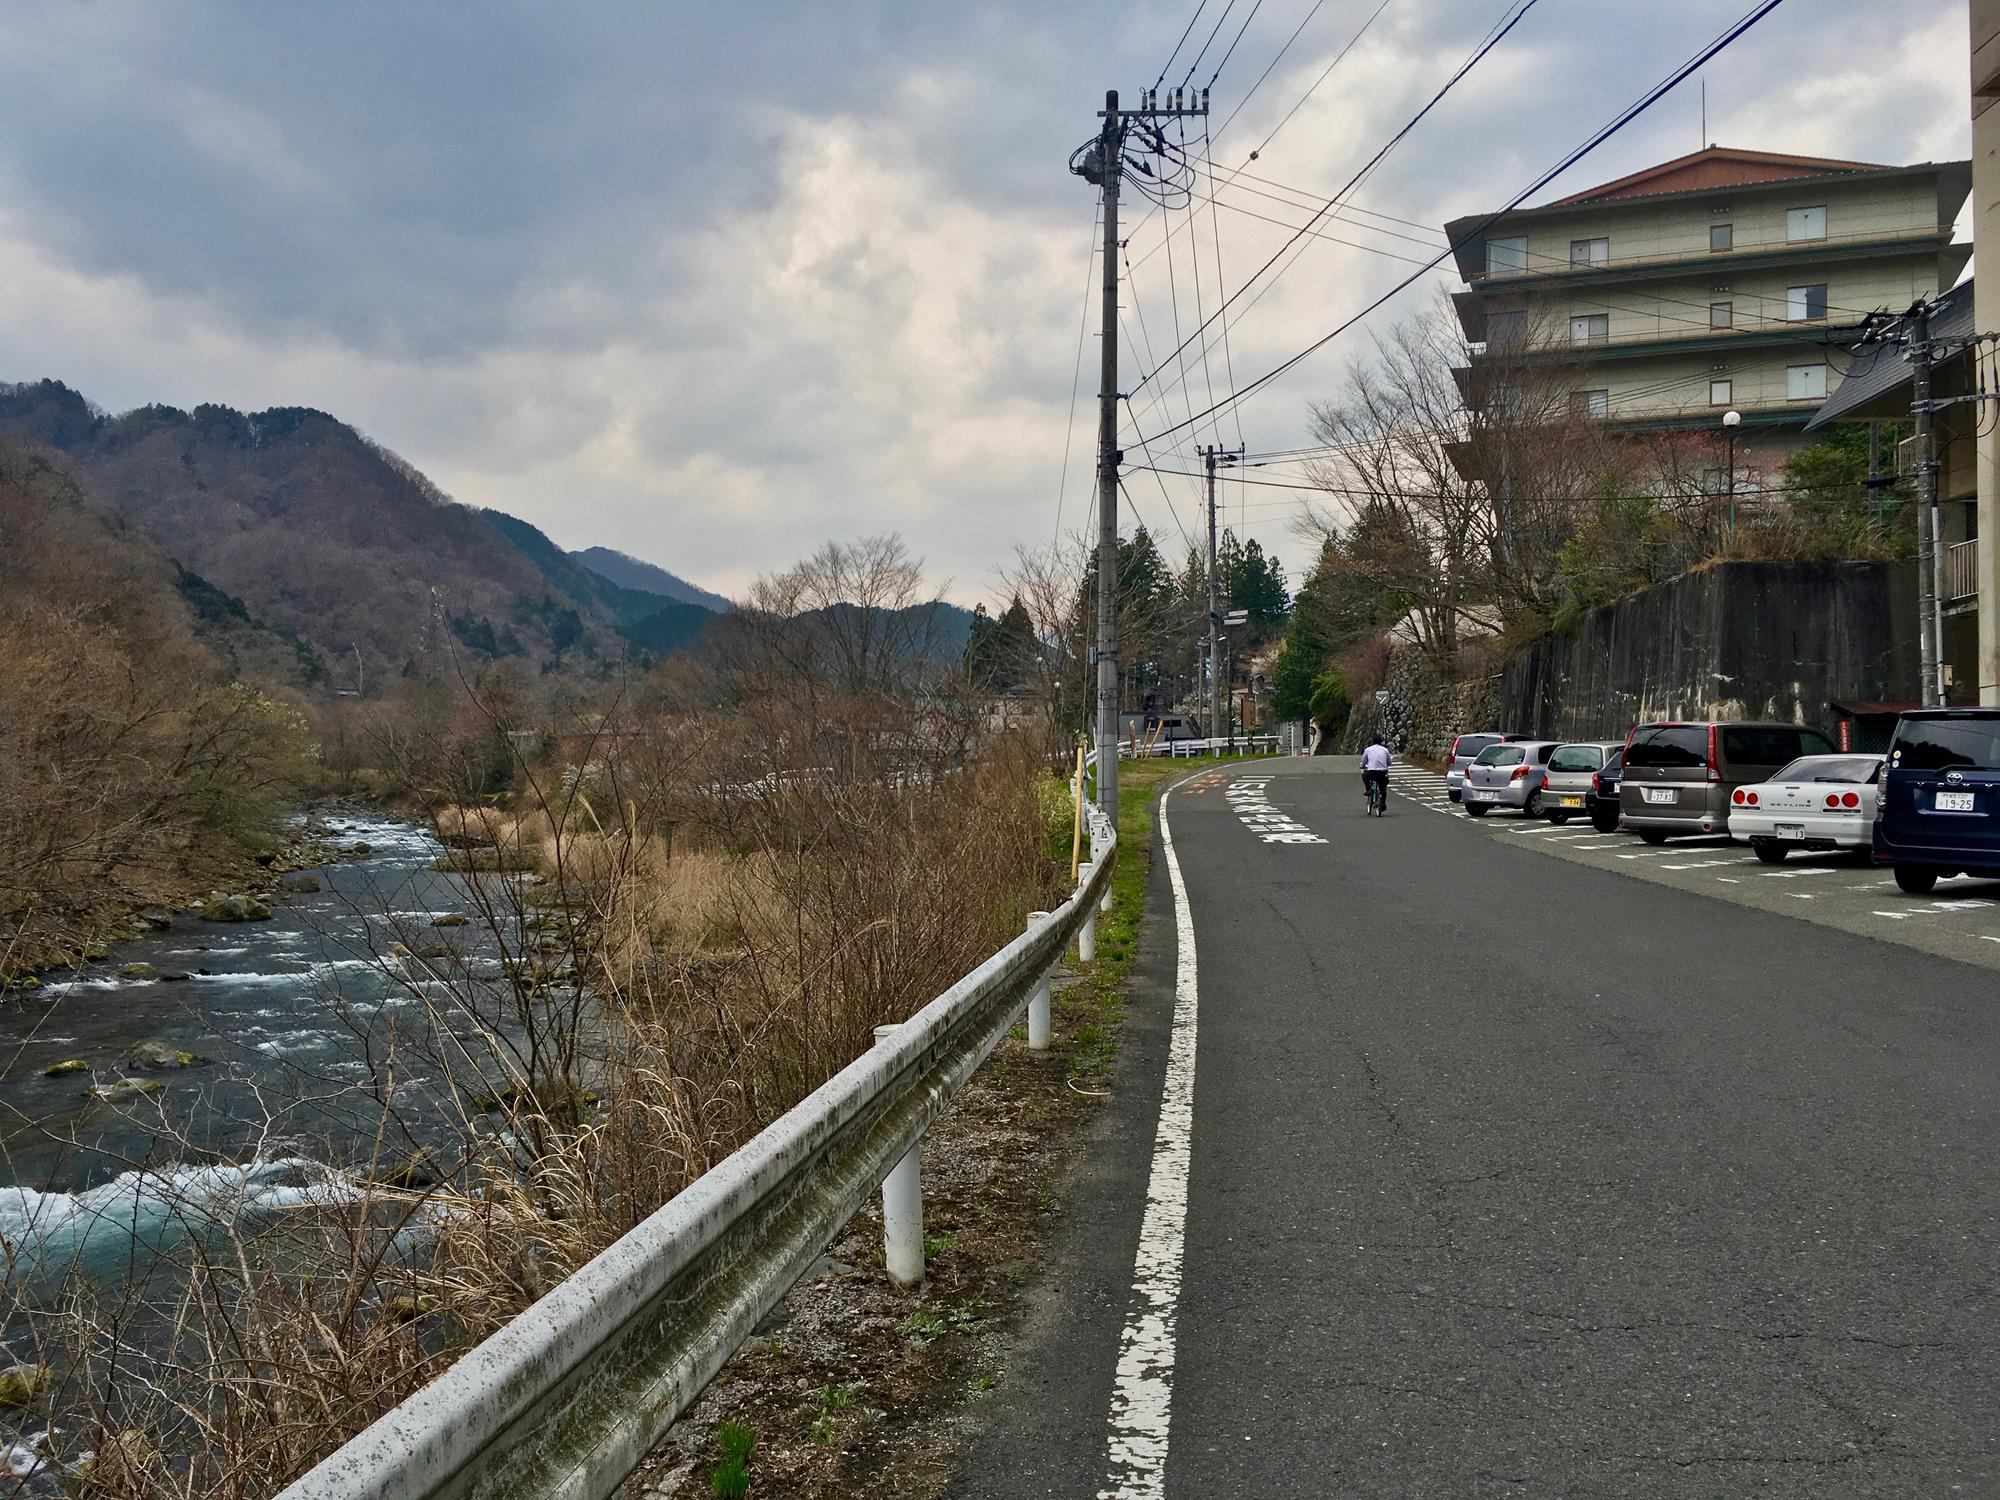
[1363,771,1388,816]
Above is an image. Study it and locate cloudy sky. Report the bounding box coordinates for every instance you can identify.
[0,0,1972,604]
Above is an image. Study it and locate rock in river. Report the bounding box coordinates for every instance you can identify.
[127,1040,209,1070]
[0,1363,52,1408]
[200,893,273,923]
[88,1077,164,1104]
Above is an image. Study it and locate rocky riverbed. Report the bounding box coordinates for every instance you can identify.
[0,811,517,1291]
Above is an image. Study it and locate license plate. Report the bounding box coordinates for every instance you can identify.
[1937,790,1976,812]
[1467,789,1495,801]
[1560,796,1582,808]
[1776,824,1805,840]
[1642,788,1677,805]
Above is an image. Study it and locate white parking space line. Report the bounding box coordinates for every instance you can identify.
[1662,860,1735,870]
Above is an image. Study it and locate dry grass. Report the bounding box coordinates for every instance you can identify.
[0,722,1062,1496]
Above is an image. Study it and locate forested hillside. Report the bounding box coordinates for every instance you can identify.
[0,443,319,973]
[0,380,724,677]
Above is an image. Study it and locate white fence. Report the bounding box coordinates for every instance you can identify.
[1128,734,1282,758]
[281,823,1117,1500]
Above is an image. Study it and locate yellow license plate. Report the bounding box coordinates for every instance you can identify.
[1560,796,1582,807]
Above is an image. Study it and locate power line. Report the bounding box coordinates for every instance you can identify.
[1129,0,1541,400]
[1204,0,1265,89]
[1182,0,1239,89]
[1153,0,1210,90]
[1052,193,1102,544]
[1207,0,1333,142]
[1136,0,1794,446]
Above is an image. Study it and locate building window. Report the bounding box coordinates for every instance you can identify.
[1787,363,1828,401]
[1569,312,1609,345]
[1486,309,1528,348]
[1701,467,1726,495]
[1710,379,1733,406]
[1710,301,1733,328]
[1572,389,1609,418]
[1786,205,1827,241]
[1710,223,1733,252]
[1786,283,1829,321]
[1486,235,1528,274]
[1569,237,1609,267]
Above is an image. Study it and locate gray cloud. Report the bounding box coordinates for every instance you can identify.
[0,0,1968,599]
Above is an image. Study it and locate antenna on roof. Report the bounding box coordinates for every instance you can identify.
[1701,76,1707,151]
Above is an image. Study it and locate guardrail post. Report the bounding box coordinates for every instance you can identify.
[1077,864,1098,961]
[1025,911,1053,1049]
[873,1024,925,1288]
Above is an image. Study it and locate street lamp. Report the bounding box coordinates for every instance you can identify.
[1722,409,1742,539]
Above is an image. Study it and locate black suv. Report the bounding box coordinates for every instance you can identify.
[1874,709,2000,893]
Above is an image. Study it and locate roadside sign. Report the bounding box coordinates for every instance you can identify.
[1375,690,1389,704]
[1223,609,1249,626]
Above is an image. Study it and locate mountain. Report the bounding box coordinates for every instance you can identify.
[0,380,718,679]
[0,440,318,688]
[479,510,713,657]
[571,545,731,612]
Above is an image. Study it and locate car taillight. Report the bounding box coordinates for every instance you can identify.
[1509,765,1531,782]
[1448,736,1461,766]
[1747,791,1758,805]
[1841,791,1859,808]
[1732,788,1744,805]
[1590,772,1602,794]
[1825,793,1840,808]
[1705,723,1721,783]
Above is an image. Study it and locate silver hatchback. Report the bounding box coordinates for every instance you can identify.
[1541,742,1623,824]
[1460,741,1562,817]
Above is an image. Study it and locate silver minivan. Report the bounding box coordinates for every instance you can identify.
[1461,741,1562,817]
[1541,742,1623,824]
[1620,721,1838,843]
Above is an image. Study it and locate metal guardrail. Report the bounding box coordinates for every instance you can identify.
[1945,538,1978,604]
[1131,735,1281,758]
[284,829,1117,1500]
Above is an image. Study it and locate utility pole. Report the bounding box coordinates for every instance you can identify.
[1093,89,1122,820]
[1203,443,1243,746]
[1910,299,1943,707]
[1073,85,1207,821]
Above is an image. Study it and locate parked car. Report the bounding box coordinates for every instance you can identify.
[1619,721,1837,843]
[1587,747,1624,833]
[1540,742,1623,824]
[1873,708,2000,894]
[1444,732,1527,803]
[1460,741,1562,817]
[1726,753,1883,862]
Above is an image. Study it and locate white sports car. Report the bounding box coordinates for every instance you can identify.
[1727,752,1884,862]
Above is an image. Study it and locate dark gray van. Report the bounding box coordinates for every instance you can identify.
[1619,720,1836,843]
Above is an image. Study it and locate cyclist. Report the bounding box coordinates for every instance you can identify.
[1360,734,1391,814]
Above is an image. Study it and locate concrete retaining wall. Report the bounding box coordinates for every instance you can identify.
[1499,560,1919,741]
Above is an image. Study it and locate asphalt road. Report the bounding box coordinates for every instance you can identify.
[951,756,2000,1498]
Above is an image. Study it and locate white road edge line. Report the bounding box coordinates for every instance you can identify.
[1098,787,1199,1500]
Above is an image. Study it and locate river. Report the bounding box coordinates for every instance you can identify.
[0,811,521,1293]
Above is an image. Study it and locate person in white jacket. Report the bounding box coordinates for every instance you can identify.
[1360,734,1391,812]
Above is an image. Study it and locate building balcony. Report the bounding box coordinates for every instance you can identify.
[1468,315,1861,365]
[1945,538,1979,614]
[1466,225,1964,290]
